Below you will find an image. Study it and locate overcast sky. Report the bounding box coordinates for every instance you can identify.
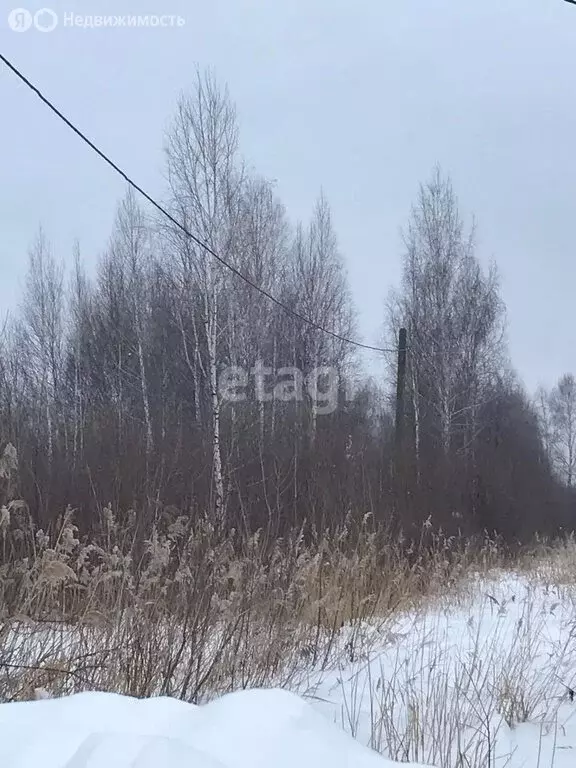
[1,0,575,393]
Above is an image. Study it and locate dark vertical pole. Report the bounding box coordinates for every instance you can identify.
[395,327,407,455]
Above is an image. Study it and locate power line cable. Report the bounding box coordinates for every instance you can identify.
[0,52,399,355]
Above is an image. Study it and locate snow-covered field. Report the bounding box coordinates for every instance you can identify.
[1,569,576,767]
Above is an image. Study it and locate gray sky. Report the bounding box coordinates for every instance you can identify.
[1,0,575,394]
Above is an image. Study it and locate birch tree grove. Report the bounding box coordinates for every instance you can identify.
[0,74,573,547]
[388,169,509,529]
[398,170,503,458]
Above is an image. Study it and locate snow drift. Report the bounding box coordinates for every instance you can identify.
[0,687,433,768]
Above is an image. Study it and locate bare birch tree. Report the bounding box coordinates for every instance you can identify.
[548,373,576,487]
[110,188,155,459]
[21,228,64,468]
[164,69,243,523]
[289,193,355,441]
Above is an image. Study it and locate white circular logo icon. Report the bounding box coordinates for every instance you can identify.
[8,8,33,31]
[34,8,58,32]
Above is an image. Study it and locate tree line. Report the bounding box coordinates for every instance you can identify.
[0,70,574,545]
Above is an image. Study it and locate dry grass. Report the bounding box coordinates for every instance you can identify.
[0,427,573,763]
[6,502,575,767]
[514,533,576,588]
[0,502,500,704]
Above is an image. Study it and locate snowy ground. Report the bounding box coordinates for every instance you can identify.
[1,569,576,767]
[303,572,576,767]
